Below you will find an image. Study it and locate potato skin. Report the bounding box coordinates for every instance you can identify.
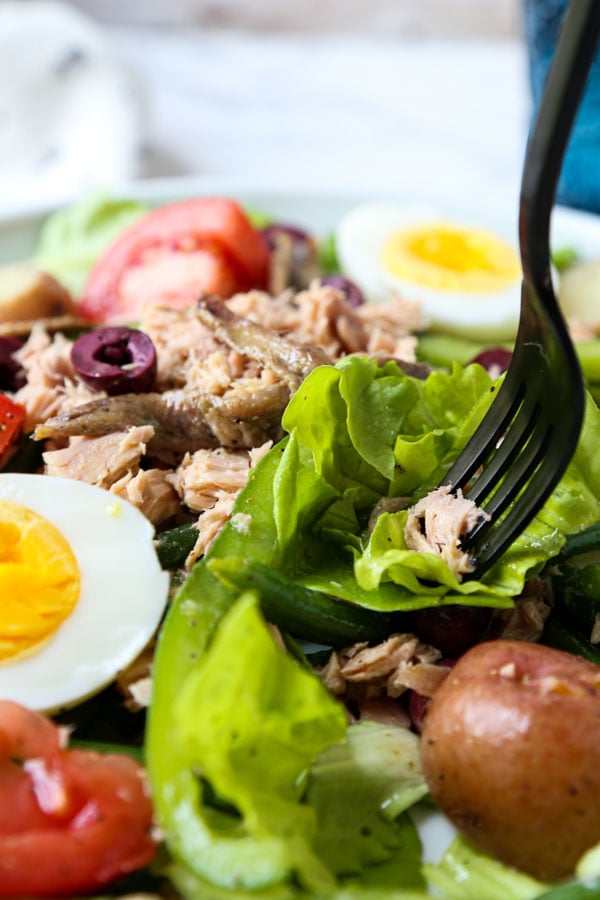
[420,639,600,882]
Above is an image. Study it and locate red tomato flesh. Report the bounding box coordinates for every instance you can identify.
[80,197,271,323]
[0,392,25,462]
[0,701,157,897]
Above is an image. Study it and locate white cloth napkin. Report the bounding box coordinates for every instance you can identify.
[0,1,142,218]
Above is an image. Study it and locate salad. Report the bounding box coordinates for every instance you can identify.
[1,189,600,899]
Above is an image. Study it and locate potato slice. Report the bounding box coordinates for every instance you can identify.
[559,259,600,328]
[0,264,74,324]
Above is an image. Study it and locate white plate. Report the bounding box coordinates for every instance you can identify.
[1,175,599,878]
[2,173,599,266]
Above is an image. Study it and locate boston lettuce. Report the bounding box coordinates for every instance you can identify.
[34,192,148,295]
[277,356,600,607]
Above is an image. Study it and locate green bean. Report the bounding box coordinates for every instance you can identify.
[541,612,600,666]
[575,340,600,384]
[551,563,600,642]
[155,522,198,570]
[208,556,400,647]
[416,334,507,369]
[416,332,600,389]
[560,523,600,561]
[1,432,43,474]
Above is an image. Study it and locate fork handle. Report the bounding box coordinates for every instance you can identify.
[520,0,600,288]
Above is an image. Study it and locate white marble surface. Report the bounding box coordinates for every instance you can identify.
[122,28,531,211]
[0,1,534,218]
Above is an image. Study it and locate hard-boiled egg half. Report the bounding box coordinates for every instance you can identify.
[335,202,523,339]
[0,473,169,713]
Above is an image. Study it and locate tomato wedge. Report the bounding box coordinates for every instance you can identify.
[0,392,25,464]
[80,197,271,323]
[0,701,157,897]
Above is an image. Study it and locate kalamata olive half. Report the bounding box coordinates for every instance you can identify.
[411,604,492,658]
[0,336,25,392]
[320,274,365,308]
[260,223,311,251]
[469,347,513,376]
[71,327,157,395]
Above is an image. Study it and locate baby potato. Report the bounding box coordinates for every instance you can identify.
[420,639,600,882]
[0,263,74,324]
[559,259,600,328]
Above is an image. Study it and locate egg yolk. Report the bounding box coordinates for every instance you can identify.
[381,223,521,293]
[0,502,80,662]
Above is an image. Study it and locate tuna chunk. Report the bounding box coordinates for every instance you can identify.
[169,447,254,513]
[110,468,181,525]
[404,485,489,579]
[43,425,154,489]
[319,633,442,704]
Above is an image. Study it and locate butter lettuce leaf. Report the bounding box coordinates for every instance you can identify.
[308,720,428,885]
[173,590,346,893]
[280,357,600,606]
[424,836,547,899]
[170,591,430,895]
[34,191,148,295]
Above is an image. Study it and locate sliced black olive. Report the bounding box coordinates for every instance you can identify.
[320,274,365,308]
[468,347,513,376]
[0,336,26,392]
[71,326,157,395]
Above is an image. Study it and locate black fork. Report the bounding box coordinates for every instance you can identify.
[441,0,599,578]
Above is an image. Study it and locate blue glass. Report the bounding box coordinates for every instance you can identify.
[524,0,600,214]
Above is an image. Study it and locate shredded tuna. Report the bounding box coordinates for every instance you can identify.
[184,348,262,397]
[490,576,551,643]
[320,652,347,696]
[12,327,79,430]
[43,426,154,489]
[387,660,451,698]
[349,697,412,729]
[168,447,253,513]
[138,305,219,389]
[178,440,273,567]
[228,282,422,363]
[319,633,441,702]
[116,644,155,712]
[110,468,180,525]
[186,491,238,567]
[568,317,597,343]
[404,485,489,579]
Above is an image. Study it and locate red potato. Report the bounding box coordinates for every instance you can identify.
[420,639,600,882]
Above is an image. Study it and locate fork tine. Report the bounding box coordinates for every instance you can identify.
[443,372,524,491]
[467,426,565,573]
[469,417,550,536]
[464,392,541,506]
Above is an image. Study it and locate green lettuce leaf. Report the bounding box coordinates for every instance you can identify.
[424,836,547,899]
[281,357,600,607]
[173,590,346,893]
[33,191,148,295]
[168,590,432,895]
[308,720,428,885]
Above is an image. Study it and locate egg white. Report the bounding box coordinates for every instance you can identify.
[0,473,169,713]
[335,201,524,340]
